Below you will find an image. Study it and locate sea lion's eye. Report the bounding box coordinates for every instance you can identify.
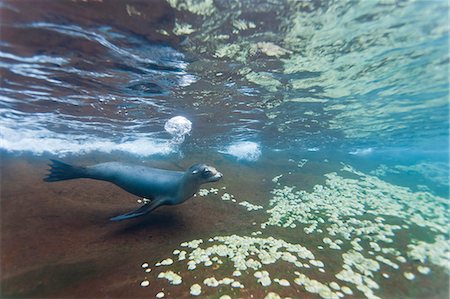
[202,168,211,177]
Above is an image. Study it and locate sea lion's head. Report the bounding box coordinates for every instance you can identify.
[188,164,223,183]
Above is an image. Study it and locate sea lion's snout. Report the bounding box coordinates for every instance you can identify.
[203,166,222,182]
[209,171,223,182]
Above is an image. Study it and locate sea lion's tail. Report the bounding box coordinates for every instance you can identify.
[44,159,87,182]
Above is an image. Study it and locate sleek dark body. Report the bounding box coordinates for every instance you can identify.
[44,160,222,221]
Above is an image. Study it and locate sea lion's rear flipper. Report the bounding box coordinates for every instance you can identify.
[44,159,86,182]
[110,199,165,221]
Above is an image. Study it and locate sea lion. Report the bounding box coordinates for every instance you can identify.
[44,160,223,221]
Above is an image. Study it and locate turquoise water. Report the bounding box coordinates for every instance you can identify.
[0,0,448,298]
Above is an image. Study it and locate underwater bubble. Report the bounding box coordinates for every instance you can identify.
[349,148,374,156]
[221,141,261,161]
[164,116,192,144]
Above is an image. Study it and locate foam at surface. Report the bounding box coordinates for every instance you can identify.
[0,126,174,157]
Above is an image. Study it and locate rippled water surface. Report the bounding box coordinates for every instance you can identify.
[1,0,449,298]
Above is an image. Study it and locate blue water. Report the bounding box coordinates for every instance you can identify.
[0,0,449,298]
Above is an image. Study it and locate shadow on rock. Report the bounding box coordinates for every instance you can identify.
[111,210,185,235]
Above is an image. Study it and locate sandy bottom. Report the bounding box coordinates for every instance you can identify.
[0,152,448,298]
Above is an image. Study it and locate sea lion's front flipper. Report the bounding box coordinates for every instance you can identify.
[110,199,165,222]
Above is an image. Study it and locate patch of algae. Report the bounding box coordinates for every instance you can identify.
[280,0,448,138]
[262,164,449,273]
[173,23,196,35]
[166,0,447,142]
[255,164,448,299]
[245,72,282,92]
[140,164,447,298]
[197,188,263,211]
[165,0,289,68]
[263,166,448,237]
[232,19,256,31]
[213,42,259,62]
[282,1,447,96]
[143,235,352,299]
[257,42,292,57]
[214,44,241,59]
[167,0,215,16]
